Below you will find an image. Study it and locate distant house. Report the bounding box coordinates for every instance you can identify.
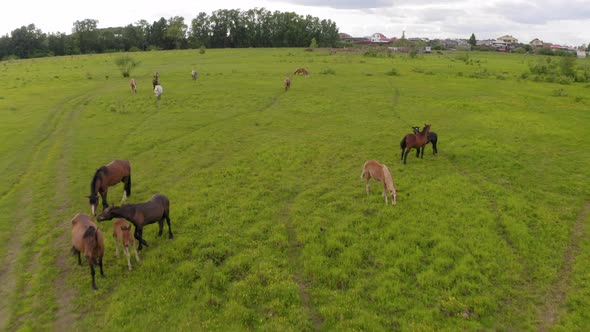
[577,50,587,58]
[497,35,519,47]
[476,39,496,47]
[370,33,389,43]
[529,38,544,48]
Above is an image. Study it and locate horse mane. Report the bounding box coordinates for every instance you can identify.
[381,165,395,191]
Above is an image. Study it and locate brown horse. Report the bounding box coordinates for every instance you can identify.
[412,126,438,156]
[97,193,172,251]
[71,213,105,290]
[361,160,397,206]
[284,77,291,91]
[88,160,131,216]
[129,79,137,93]
[293,67,310,77]
[113,218,140,270]
[400,124,431,164]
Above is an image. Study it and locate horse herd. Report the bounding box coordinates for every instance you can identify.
[71,67,439,290]
[72,159,173,290]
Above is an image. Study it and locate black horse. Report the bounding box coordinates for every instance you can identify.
[412,126,438,156]
[97,194,172,250]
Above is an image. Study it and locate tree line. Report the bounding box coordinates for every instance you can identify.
[0,8,340,60]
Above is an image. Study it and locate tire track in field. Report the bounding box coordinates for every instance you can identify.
[281,195,323,331]
[0,93,89,331]
[537,201,590,331]
[0,93,86,202]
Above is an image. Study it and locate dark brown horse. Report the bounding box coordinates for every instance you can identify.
[88,160,131,216]
[400,124,431,164]
[293,67,310,77]
[284,77,291,91]
[71,213,105,290]
[96,194,172,250]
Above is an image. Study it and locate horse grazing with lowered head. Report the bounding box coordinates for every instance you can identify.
[88,160,131,216]
[412,126,438,155]
[293,67,310,77]
[71,213,105,290]
[97,193,173,251]
[191,70,198,80]
[284,77,291,91]
[361,160,397,206]
[154,85,163,99]
[113,218,140,270]
[130,79,137,93]
[400,124,431,164]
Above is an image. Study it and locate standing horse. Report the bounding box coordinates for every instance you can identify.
[191,70,198,80]
[71,213,105,290]
[88,160,131,216]
[284,77,291,91]
[400,124,431,164]
[97,193,173,251]
[154,85,163,99]
[293,67,310,77]
[412,126,438,155]
[130,79,137,93]
[361,160,397,206]
[113,218,140,270]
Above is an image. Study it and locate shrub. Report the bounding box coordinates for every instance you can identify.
[199,45,206,54]
[128,47,141,52]
[385,68,399,76]
[114,54,140,78]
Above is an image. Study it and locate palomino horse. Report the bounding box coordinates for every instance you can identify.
[293,67,310,77]
[361,160,397,206]
[88,160,131,216]
[412,126,438,155]
[71,213,105,290]
[113,218,140,270]
[284,77,291,91]
[97,193,173,251]
[154,85,163,99]
[130,79,137,93]
[400,124,431,164]
[191,70,198,80]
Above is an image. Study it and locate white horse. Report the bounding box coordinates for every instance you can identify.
[154,85,163,100]
[191,70,198,80]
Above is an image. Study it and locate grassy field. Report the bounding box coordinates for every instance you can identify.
[0,48,589,331]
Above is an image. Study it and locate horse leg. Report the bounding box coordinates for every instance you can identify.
[403,149,410,164]
[100,191,109,210]
[133,245,140,263]
[420,146,425,159]
[365,179,370,195]
[124,246,132,270]
[134,226,148,250]
[165,212,173,239]
[89,262,97,290]
[382,182,388,205]
[115,238,120,258]
[433,141,438,155]
[99,256,105,276]
[158,219,164,236]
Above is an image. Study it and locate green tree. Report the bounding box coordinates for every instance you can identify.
[189,12,211,48]
[310,37,318,48]
[72,19,99,53]
[469,33,476,46]
[166,16,188,49]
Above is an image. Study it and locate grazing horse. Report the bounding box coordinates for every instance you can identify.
[284,77,291,91]
[130,79,137,93]
[71,213,105,290]
[191,70,198,80]
[400,124,431,164]
[293,67,310,77]
[97,193,173,251]
[361,160,397,206]
[154,85,163,99]
[88,160,131,216]
[412,126,438,155]
[113,218,140,270]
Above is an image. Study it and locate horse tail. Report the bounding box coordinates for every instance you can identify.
[83,226,96,239]
[400,136,406,150]
[125,174,132,197]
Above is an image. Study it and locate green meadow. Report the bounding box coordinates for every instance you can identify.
[0,48,589,331]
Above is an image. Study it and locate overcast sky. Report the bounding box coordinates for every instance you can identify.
[2,0,589,46]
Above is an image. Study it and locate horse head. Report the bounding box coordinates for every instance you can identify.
[96,206,117,222]
[88,193,99,216]
[424,124,431,135]
[412,126,420,134]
